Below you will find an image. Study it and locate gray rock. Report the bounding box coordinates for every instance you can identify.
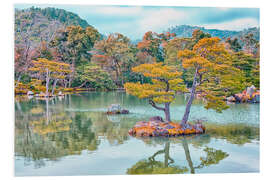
[27,91,34,96]
[247,85,256,97]
[253,94,260,103]
[149,116,164,122]
[108,104,122,112]
[121,109,129,114]
[226,96,235,102]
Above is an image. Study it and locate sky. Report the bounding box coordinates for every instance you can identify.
[14,4,260,40]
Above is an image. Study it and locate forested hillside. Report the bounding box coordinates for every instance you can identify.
[15,7,92,45]
[14,7,260,97]
[167,25,259,40]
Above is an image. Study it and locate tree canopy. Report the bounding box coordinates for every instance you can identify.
[124,63,186,122]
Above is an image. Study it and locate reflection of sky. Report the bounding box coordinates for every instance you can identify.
[15,137,259,176]
[14,4,259,40]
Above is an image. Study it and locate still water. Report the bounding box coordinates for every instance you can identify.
[14,92,259,176]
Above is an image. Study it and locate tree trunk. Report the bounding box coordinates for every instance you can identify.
[115,68,120,87]
[181,68,198,125]
[15,74,22,88]
[77,81,88,88]
[69,57,75,88]
[45,68,50,97]
[149,99,171,122]
[182,138,195,174]
[46,98,49,125]
[164,102,171,122]
[114,59,122,87]
[51,79,58,95]
[164,142,170,167]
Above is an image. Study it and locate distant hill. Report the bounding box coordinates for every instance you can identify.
[14,7,93,45]
[166,25,259,41]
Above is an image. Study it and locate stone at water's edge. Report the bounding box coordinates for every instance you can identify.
[106,104,129,115]
[128,116,205,137]
[27,91,34,96]
[229,85,260,103]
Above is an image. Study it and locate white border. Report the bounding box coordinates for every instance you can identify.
[1,0,269,180]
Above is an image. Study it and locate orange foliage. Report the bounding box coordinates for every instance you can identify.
[129,120,205,137]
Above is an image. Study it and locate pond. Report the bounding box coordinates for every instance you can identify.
[14,92,260,176]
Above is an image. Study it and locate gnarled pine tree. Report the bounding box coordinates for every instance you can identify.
[124,63,186,122]
[177,37,246,125]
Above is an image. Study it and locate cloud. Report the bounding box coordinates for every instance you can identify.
[203,18,259,31]
[138,8,188,33]
[90,6,143,16]
[14,5,260,39]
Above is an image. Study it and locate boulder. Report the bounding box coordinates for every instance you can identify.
[247,85,256,97]
[107,104,129,114]
[226,96,236,102]
[234,93,243,103]
[149,116,164,122]
[27,91,34,96]
[108,104,121,112]
[121,109,129,114]
[39,91,45,97]
[58,91,64,96]
[251,94,260,103]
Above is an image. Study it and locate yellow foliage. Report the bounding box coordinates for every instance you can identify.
[30,107,44,114]
[177,37,245,113]
[124,63,185,105]
[29,58,71,78]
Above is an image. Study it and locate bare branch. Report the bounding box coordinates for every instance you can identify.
[149,99,165,111]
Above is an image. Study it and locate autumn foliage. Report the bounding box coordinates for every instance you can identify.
[124,63,186,122]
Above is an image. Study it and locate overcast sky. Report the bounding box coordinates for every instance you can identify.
[15,4,260,40]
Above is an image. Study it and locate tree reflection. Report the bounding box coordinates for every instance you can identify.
[181,138,229,174]
[15,93,259,171]
[15,97,99,168]
[205,123,259,145]
[127,141,188,174]
[127,137,229,174]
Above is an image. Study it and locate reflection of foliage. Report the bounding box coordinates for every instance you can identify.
[127,142,188,174]
[15,102,100,167]
[127,159,188,174]
[30,118,72,135]
[30,107,44,114]
[129,137,229,174]
[198,147,229,168]
[15,124,66,168]
[48,113,100,154]
[206,123,259,145]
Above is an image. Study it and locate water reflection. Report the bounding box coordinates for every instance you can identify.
[127,141,189,174]
[15,96,99,168]
[14,92,259,175]
[127,136,229,174]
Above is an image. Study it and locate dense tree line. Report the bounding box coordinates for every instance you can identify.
[15,8,260,96]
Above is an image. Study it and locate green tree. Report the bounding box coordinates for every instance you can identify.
[226,37,242,52]
[91,33,134,87]
[76,63,116,90]
[232,52,259,88]
[137,31,176,62]
[50,25,100,87]
[177,37,246,125]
